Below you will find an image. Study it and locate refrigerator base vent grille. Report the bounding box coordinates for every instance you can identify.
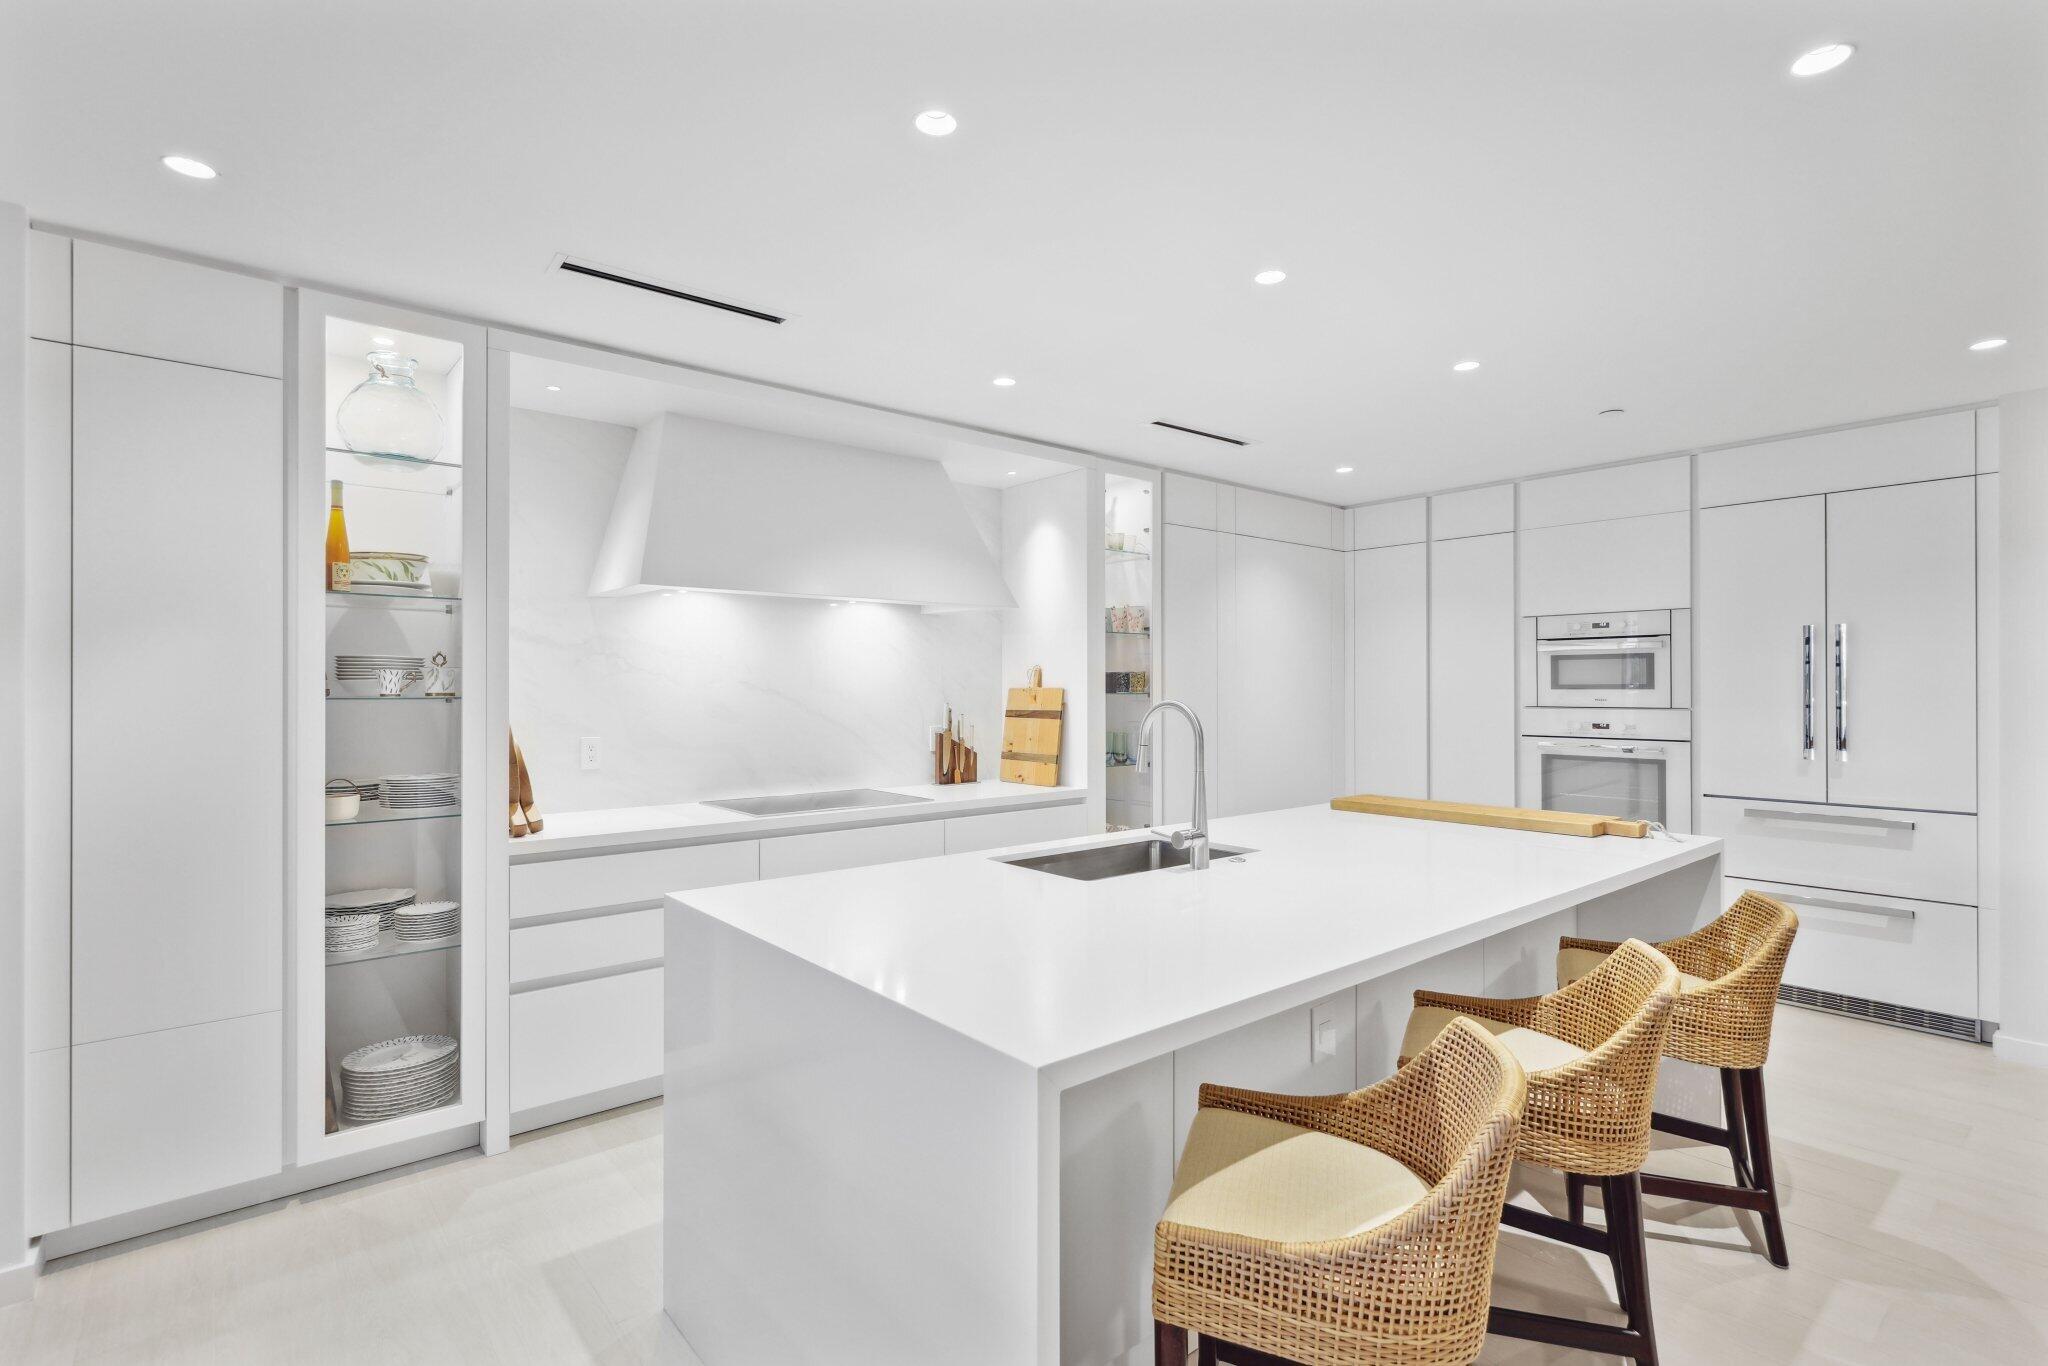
[1778,984,1984,1043]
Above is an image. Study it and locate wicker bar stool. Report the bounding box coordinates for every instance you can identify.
[1152,1017,1528,1366]
[1555,890,1800,1268]
[1398,938,1680,1365]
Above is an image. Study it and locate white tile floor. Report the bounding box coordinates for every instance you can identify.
[4,1006,2046,1364]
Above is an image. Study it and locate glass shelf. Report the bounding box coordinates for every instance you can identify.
[326,590,461,613]
[1105,756,1141,768]
[327,804,461,828]
[326,929,461,967]
[325,444,462,472]
[1105,629,1151,638]
[1106,691,1153,699]
[1105,549,1152,563]
[327,694,461,704]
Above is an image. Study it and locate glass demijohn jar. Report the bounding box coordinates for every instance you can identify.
[336,350,445,464]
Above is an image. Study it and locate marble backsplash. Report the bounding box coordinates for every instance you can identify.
[510,408,1005,813]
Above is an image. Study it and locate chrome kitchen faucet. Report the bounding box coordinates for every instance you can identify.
[1139,699,1211,870]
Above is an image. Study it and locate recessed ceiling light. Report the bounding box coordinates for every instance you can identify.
[1335,466,1354,474]
[370,334,396,347]
[1969,338,2009,352]
[1006,470,1019,477]
[1253,269,1287,285]
[1452,360,1482,372]
[915,110,957,137]
[161,154,217,180]
[992,376,1017,387]
[1790,43,1855,77]
[545,384,562,391]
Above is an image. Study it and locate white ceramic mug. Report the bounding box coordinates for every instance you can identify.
[377,667,419,697]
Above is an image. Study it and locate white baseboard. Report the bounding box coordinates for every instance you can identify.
[39,1123,479,1261]
[1992,1031,2048,1069]
[0,1243,46,1307]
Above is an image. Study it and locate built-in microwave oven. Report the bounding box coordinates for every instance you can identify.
[1534,610,1674,709]
[1517,708,1693,834]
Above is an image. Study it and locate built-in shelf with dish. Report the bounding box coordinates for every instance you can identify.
[1103,472,1158,832]
[295,293,488,1162]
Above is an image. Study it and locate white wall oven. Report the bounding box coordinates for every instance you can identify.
[1534,610,1677,709]
[1519,708,1694,834]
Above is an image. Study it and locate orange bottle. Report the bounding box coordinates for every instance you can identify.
[326,480,352,591]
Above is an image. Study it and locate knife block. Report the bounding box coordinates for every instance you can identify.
[933,730,979,785]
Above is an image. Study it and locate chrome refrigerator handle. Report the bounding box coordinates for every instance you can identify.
[1832,623,1849,760]
[1801,624,1815,760]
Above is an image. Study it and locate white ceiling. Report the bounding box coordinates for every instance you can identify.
[6,1,2043,503]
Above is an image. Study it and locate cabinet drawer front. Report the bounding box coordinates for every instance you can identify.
[1734,878,1977,1021]
[1701,798,1975,905]
[511,839,758,921]
[510,969,663,1114]
[757,820,945,879]
[512,908,663,985]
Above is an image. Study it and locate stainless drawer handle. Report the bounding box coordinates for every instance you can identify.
[1740,807,1915,832]
[1778,894,1916,922]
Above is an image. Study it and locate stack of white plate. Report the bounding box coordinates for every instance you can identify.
[339,1035,459,1125]
[324,911,381,954]
[394,899,460,941]
[382,773,459,810]
[325,886,416,931]
[334,654,424,681]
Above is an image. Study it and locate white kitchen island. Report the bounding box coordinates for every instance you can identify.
[663,804,1724,1366]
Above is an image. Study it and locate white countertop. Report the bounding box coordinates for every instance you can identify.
[671,805,1722,1086]
[512,778,1086,858]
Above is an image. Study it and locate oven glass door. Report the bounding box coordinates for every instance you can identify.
[1536,743,1669,826]
[1537,637,1668,705]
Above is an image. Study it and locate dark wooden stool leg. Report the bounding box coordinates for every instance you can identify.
[1720,1066,1754,1189]
[1154,1320,1189,1364]
[1606,1172,1661,1366]
[1566,1171,1589,1224]
[1737,1068,1790,1268]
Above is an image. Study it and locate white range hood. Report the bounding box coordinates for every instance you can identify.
[589,412,1015,610]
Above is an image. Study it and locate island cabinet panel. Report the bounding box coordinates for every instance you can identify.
[1060,1055,1175,1366]
[1353,944,1486,1082]
[1478,905,1580,999]
[1169,990,1359,1153]
[1428,531,1517,805]
[756,820,945,879]
[1352,542,1429,798]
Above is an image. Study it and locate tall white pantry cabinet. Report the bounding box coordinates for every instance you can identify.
[26,235,287,1232]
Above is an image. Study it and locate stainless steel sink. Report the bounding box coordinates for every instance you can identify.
[998,837,1252,881]
[701,788,933,818]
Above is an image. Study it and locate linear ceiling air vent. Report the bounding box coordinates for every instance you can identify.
[1151,420,1249,447]
[554,255,787,324]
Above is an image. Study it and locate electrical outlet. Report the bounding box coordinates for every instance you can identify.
[578,736,601,770]
[1310,1002,1341,1062]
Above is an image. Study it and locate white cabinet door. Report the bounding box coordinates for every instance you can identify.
[72,1013,283,1224]
[1697,497,1827,803]
[26,341,71,1054]
[29,229,70,341]
[1517,510,1690,617]
[27,1047,69,1235]
[1428,532,1516,805]
[1825,479,1977,812]
[1160,523,1222,823]
[72,349,284,1042]
[1223,535,1341,816]
[757,820,945,879]
[72,240,284,377]
[1352,543,1428,797]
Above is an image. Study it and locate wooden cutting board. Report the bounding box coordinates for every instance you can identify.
[1001,686,1065,787]
[1330,793,1650,838]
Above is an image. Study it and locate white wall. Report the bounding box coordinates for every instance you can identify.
[1,201,28,1288]
[508,409,1004,811]
[1997,388,2048,1066]
[1002,469,1093,816]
